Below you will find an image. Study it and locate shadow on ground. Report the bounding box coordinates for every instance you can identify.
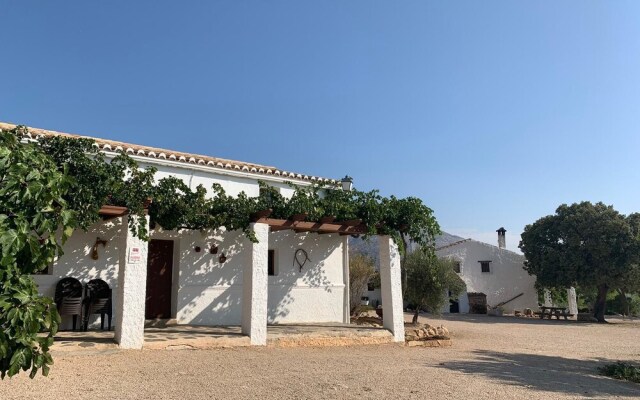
[436,350,640,398]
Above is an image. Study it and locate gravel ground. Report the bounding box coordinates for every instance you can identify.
[1,314,639,400]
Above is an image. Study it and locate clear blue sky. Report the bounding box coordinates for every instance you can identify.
[3,1,640,252]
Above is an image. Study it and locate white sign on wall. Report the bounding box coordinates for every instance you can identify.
[128,247,142,263]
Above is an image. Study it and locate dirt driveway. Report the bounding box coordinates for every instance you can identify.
[1,314,638,400]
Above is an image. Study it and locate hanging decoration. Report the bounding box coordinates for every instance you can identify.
[293,248,311,272]
[91,237,108,260]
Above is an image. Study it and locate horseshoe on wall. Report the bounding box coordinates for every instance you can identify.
[293,249,311,272]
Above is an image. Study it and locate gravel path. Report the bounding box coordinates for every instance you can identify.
[2,314,639,399]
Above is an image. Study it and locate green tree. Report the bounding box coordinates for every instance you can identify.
[519,202,640,322]
[0,127,75,378]
[404,251,465,324]
[349,254,377,314]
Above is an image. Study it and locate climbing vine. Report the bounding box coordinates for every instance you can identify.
[34,128,440,251]
[1,125,440,378]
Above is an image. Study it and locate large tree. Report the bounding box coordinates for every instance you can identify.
[348,254,377,314]
[404,251,465,324]
[519,202,640,322]
[0,128,74,378]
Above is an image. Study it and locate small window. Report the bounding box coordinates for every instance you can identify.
[268,250,276,276]
[33,264,53,275]
[453,261,461,274]
[259,186,280,200]
[480,261,491,273]
[367,282,375,291]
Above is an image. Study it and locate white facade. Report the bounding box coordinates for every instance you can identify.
[37,164,347,326]
[436,240,538,314]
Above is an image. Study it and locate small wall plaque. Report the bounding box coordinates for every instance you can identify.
[128,247,142,263]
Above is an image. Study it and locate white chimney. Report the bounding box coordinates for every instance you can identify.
[497,227,506,249]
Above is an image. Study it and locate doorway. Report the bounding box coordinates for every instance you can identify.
[449,290,460,313]
[145,239,174,319]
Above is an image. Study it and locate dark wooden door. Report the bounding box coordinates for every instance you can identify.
[145,239,174,319]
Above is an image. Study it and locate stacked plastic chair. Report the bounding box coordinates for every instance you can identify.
[83,279,113,331]
[54,277,84,330]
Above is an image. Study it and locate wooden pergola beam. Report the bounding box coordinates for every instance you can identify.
[99,205,128,217]
[255,217,367,235]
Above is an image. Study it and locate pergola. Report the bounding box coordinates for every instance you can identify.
[100,206,405,348]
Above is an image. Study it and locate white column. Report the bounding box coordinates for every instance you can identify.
[567,287,578,316]
[378,236,405,342]
[242,223,269,345]
[342,236,351,324]
[114,216,149,349]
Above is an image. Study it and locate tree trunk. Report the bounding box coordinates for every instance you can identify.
[401,233,409,293]
[412,307,420,325]
[593,284,609,323]
[617,288,630,318]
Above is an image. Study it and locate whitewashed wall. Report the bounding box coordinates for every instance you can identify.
[160,227,345,326]
[32,218,124,330]
[33,158,346,330]
[363,288,382,307]
[267,231,344,324]
[436,241,538,314]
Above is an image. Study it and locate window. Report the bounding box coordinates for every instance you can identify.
[268,250,276,276]
[453,261,461,274]
[480,261,491,273]
[367,282,375,291]
[259,186,280,200]
[33,264,53,275]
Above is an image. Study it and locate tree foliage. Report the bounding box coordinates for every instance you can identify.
[38,135,155,239]
[0,128,69,379]
[348,254,377,314]
[519,202,640,322]
[404,251,465,324]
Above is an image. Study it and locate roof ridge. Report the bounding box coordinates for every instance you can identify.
[435,238,472,251]
[436,237,525,257]
[0,122,336,184]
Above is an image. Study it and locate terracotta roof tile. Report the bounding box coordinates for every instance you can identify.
[1,122,337,184]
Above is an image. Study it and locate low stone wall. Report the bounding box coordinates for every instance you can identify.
[404,323,452,347]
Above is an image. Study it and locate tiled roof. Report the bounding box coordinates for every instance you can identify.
[0,122,337,184]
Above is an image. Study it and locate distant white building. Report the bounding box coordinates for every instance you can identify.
[354,229,538,314]
[435,228,538,314]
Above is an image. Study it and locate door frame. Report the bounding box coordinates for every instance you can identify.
[145,239,175,319]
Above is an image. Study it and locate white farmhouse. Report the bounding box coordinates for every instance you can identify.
[435,228,539,314]
[3,123,405,348]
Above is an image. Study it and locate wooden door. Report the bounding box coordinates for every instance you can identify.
[145,239,174,319]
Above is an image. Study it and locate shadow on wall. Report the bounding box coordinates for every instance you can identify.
[267,233,335,323]
[33,219,121,331]
[435,350,640,398]
[176,230,247,326]
[174,228,339,326]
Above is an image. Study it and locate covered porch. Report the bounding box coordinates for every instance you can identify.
[67,210,405,349]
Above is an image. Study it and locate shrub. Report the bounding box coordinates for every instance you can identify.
[599,362,640,384]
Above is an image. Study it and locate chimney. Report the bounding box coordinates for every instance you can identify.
[497,227,506,249]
